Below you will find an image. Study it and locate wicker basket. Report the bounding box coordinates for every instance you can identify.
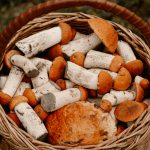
[0,0,150,150]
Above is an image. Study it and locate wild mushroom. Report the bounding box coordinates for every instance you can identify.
[88,90,97,98]
[65,61,112,94]
[84,50,124,72]
[114,100,145,122]
[9,96,48,140]
[73,31,87,40]
[16,23,72,58]
[56,79,75,90]
[117,40,143,76]
[41,87,87,112]
[0,66,24,105]
[100,90,136,112]
[134,75,149,89]
[4,50,39,78]
[88,18,118,53]
[110,107,118,125]
[23,80,60,106]
[0,75,7,89]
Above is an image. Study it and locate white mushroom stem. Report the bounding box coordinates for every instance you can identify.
[11,55,39,78]
[73,32,87,40]
[65,61,98,89]
[33,81,60,101]
[15,82,31,96]
[14,102,48,140]
[2,66,24,97]
[117,40,136,63]
[31,57,52,72]
[84,50,115,69]
[110,107,118,125]
[89,68,117,80]
[41,88,81,112]
[62,33,101,57]
[16,27,62,57]
[0,76,8,89]
[102,90,136,106]
[31,63,48,88]
[65,80,75,89]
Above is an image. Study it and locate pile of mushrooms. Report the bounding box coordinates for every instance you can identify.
[0,18,149,146]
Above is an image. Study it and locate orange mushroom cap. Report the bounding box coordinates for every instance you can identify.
[100,100,112,112]
[71,28,77,40]
[89,89,97,98]
[140,78,149,90]
[56,79,66,90]
[0,91,12,105]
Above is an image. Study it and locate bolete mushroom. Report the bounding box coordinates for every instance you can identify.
[9,96,48,140]
[0,75,7,90]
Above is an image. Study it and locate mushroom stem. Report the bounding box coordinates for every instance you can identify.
[73,32,87,40]
[0,75,8,89]
[11,55,39,78]
[62,33,101,57]
[16,27,62,57]
[110,107,118,125]
[14,102,48,140]
[41,88,81,112]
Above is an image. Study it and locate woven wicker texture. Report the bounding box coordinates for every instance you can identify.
[0,0,150,150]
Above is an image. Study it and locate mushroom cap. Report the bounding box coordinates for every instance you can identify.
[59,22,72,45]
[125,59,143,76]
[98,71,113,95]
[48,44,63,60]
[114,100,145,122]
[4,50,21,69]
[7,111,22,127]
[141,102,148,110]
[0,91,12,105]
[70,52,85,67]
[89,89,97,98]
[140,78,149,89]
[88,18,118,53]
[56,79,66,90]
[113,67,132,90]
[23,88,37,106]
[109,55,124,72]
[133,83,144,102]
[100,100,112,112]
[34,104,49,121]
[49,56,66,82]
[71,28,77,40]
[78,86,88,101]
[9,95,28,111]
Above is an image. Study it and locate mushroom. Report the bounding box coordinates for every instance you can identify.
[0,75,7,89]
[0,66,24,105]
[65,61,112,94]
[88,90,97,98]
[56,79,75,90]
[14,82,31,96]
[16,23,72,58]
[114,100,145,122]
[34,104,48,121]
[100,90,136,112]
[117,40,143,76]
[4,50,39,78]
[49,56,66,82]
[23,80,60,106]
[88,18,118,53]
[73,31,87,40]
[9,96,48,140]
[89,67,132,90]
[84,50,124,72]
[41,87,87,112]
[134,75,149,89]
[110,107,118,125]
[48,33,101,59]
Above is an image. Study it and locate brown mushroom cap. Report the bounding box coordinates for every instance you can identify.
[125,60,143,76]
[141,102,148,110]
[78,86,88,101]
[0,91,12,105]
[23,88,38,106]
[133,83,144,102]
[7,111,22,127]
[100,100,112,112]
[9,96,28,111]
[113,67,132,90]
[140,78,149,89]
[71,28,77,40]
[34,104,49,121]
[109,55,124,72]
[59,22,72,45]
[48,44,63,60]
[114,100,145,122]
[70,52,85,67]
[88,18,118,53]
[89,89,97,98]
[98,71,113,95]
[56,79,66,90]
[49,56,66,82]
[4,50,21,69]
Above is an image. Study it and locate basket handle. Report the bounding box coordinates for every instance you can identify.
[1,0,150,48]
